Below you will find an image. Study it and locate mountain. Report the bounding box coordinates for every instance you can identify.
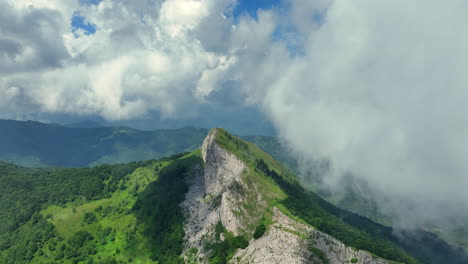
[0,119,295,168]
[64,120,106,128]
[0,119,209,167]
[0,119,283,168]
[1,128,467,264]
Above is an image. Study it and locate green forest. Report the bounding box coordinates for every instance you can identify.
[0,152,201,264]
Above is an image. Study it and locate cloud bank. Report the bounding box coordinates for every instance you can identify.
[2,0,468,229]
[259,0,468,227]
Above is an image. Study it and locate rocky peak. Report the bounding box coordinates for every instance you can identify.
[201,127,218,163]
[183,128,396,264]
[201,128,246,196]
[182,128,251,261]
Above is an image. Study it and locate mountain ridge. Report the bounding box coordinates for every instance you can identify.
[183,127,402,264]
[0,119,284,168]
[1,127,467,263]
[190,128,468,264]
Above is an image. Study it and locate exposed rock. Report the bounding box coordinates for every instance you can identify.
[181,163,219,258]
[182,128,250,262]
[233,207,392,264]
[183,128,395,264]
[232,207,314,264]
[201,128,246,197]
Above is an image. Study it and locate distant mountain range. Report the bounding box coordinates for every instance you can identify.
[0,119,209,167]
[0,119,286,168]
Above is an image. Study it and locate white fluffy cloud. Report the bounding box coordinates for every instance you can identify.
[1,0,238,120]
[1,0,280,119]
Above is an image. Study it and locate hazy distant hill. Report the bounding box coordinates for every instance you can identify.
[0,120,209,167]
[0,120,287,168]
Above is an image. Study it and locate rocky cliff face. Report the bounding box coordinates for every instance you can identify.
[182,128,252,260]
[201,128,246,198]
[182,128,393,264]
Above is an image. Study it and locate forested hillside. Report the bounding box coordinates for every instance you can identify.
[0,152,202,263]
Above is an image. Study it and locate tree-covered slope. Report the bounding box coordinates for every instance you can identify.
[0,152,202,264]
[0,119,208,167]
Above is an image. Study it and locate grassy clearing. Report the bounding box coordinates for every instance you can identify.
[40,163,158,238]
[34,153,201,264]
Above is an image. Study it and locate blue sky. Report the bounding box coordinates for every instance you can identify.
[71,12,96,35]
[71,0,101,34]
[233,0,282,19]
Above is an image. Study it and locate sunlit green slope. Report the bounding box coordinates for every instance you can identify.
[0,152,202,264]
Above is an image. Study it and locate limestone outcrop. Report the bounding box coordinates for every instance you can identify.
[182,128,394,264]
[233,207,392,264]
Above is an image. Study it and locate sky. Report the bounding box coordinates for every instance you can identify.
[2,0,468,230]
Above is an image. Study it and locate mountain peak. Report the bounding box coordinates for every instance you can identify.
[201,127,220,163]
[201,127,247,196]
[184,128,407,264]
